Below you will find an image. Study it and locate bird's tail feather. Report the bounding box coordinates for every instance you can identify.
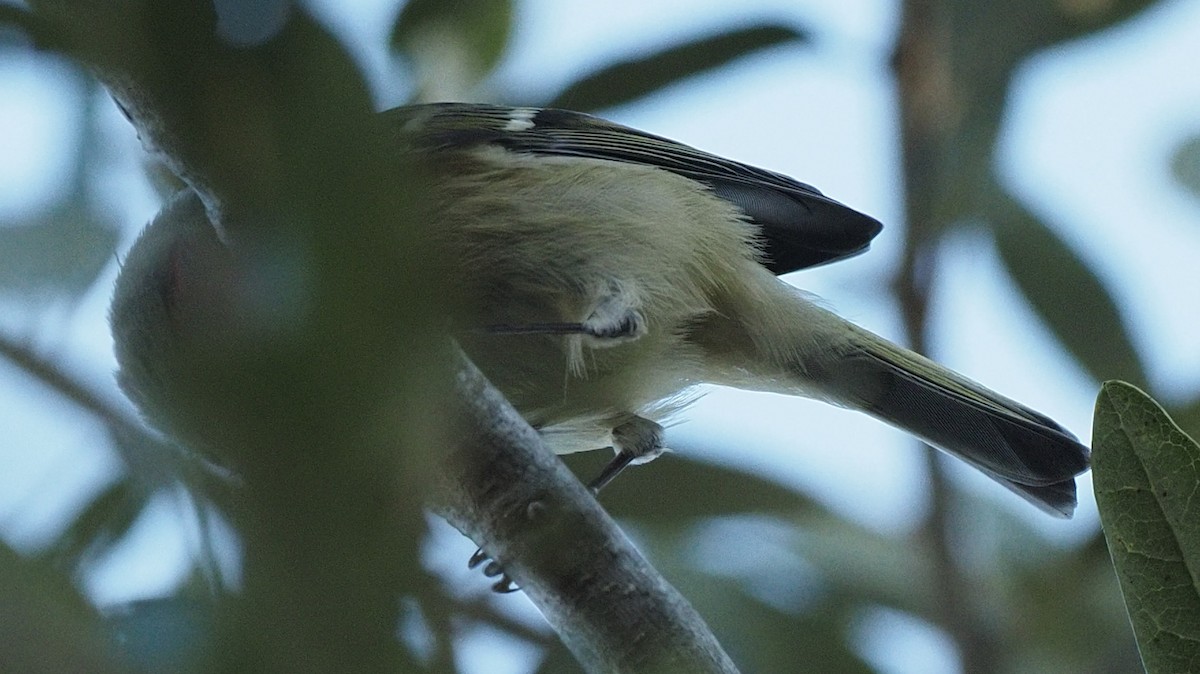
[810,324,1090,517]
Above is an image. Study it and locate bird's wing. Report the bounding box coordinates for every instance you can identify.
[384,103,883,274]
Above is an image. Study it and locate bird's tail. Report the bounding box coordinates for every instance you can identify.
[825,323,1088,516]
[715,286,1091,517]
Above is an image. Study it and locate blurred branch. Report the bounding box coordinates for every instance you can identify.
[892,0,1168,671]
[0,333,232,586]
[892,1,999,672]
[0,332,192,483]
[0,333,137,436]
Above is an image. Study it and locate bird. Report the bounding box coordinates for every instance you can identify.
[110,103,1091,537]
[382,103,1089,517]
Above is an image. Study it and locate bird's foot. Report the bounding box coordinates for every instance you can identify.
[588,416,665,493]
[467,547,519,594]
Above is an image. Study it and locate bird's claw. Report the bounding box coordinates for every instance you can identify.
[467,546,520,593]
[467,547,489,570]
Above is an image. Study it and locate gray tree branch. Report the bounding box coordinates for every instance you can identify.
[434,350,739,673]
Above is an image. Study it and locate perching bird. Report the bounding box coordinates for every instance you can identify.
[111,103,1090,522]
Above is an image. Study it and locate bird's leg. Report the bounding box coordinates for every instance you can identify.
[480,278,645,343]
[468,416,664,593]
[578,279,646,345]
[587,415,665,493]
[468,280,650,592]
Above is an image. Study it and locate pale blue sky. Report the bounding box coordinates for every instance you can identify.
[2,1,1198,672]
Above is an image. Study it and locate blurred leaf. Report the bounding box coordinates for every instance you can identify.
[790,512,932,619]
[39,477,150,575]
[107,597,215,674]
[0,542,130,673]
[948,500,1142,673]
[992,196,1147,388]
[564,452,933,668]
[556,453,913,671]
[0,201,121,296]
[703,589,872,674]
[1093,381,1200,674]
[391,0,513,93]
[565,451,935,615]
[0,72,119,299]
[1170,134,1200,202]
[563,451,825,523]
[548,24,808,112]
[923,1,1163,237]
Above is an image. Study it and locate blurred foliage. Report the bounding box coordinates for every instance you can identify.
[547,24,808,112]
[0,542,130,673]
[107,596,218,673]
[1171,134,1200,201]
[391,0,515,100]
[1093,382,1200,673]
[0,75,120,298]
[38,476,148,576]
[992,196,1147,390]
[0,0,1193,672]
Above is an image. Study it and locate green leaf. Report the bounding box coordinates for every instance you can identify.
[390,0,513,87]
[1170,134,1200,202]
[992,197,1147,388]
[548,24,808,112]
[1093,381,1200,673]
[1169,397,1200,447]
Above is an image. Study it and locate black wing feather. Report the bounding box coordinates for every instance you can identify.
[384,103,884,274]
